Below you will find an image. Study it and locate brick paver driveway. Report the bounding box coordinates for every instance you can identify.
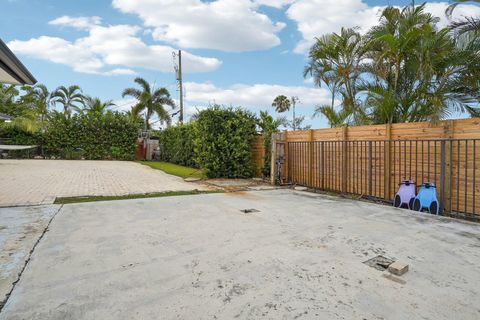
[0,160,202,207]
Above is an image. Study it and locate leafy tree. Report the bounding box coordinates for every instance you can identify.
[51,85,84,118]
[122,77,175,129]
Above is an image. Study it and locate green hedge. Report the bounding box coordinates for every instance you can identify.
[157,124,197,167]
[41,112,139,160]
[193,106,257,178]
[0,126,41,145]
[1,112,138,160]
[156,106,257,178]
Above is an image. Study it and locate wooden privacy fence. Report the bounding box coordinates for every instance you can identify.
[271,118,480,219]
[251,135,265,177]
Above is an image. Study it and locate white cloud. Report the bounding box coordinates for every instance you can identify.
[104,68,138,76]
[112,0,286,52]
[254,0,295,8]
[423,2,480,27]
[8,36,105,74]
[303,77,314,84]
[286,0,480,53]
[184,82,331,108]
[49,16,102,30]
[9,17,222,75]
[287,0,384,53]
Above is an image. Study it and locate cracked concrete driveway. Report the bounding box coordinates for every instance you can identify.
[0,205,61,308]
[1,189,479,320]
[0,160,203,206]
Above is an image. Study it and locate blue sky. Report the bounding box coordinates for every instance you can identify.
[2,0,479,128]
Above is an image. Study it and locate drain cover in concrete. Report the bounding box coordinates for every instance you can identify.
[241,208,260,213]
[363,255,395,271]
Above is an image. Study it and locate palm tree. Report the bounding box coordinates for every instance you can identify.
[21,84,52,128]
[0,84,21,117]
[314,105,350,128]
[272,95,298,130]
[306,5,479,125]
[122,77,175,129]
[305,28,367,125]
[272,95,291,113]
[81,96,115,115]
[51,85,84,118]
[364,5,478,123]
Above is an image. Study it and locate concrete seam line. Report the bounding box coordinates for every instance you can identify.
[0,204,64,313]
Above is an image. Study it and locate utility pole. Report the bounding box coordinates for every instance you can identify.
[173,50,184,124]
[291,96,299,131]
[178,50,184,124]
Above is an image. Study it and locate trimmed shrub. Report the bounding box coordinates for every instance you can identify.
[42,112,139,160]
[0,126,41,145]
[158,124,197,167]
[193,106,257,178]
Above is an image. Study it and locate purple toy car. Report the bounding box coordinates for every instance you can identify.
[394,180,416,209]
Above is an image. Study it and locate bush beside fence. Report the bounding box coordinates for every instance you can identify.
[157,106,258,178]
[157,124,197,167]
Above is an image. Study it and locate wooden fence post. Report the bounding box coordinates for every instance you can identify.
[444,120,454,212]
[284,130,289,184]
[384,123,392,200]
[270,133,277,186]
[309,129,314,187]
[342,126,348,193]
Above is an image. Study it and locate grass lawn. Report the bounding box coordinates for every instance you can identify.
[138,161,205,179]
[54,190,222,204]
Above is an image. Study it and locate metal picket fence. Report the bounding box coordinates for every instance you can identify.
[280,139,479,219]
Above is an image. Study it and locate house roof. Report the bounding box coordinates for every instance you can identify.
[0,39,37,85]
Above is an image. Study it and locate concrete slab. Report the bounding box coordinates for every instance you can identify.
[0,160,205,207]
[0,205,60,307]
[1,190,480,319]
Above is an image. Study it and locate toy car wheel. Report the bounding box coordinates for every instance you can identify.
[413,198,421,211]
[394,194,401,208]
[429,201,438,215]
[408,198,415,210]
